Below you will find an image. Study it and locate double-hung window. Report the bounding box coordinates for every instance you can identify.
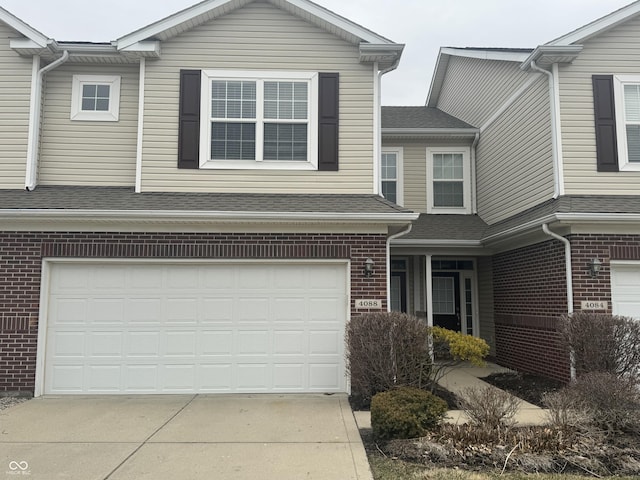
[200,70,318,170]
[381,147,403,205]
[426,147,471,214]
[614,75,640,171]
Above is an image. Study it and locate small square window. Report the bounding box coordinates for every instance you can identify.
[71,75,121,122]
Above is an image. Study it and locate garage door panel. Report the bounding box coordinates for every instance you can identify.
[611,264,640,319]
[44,263,347,394]
[199,331,233,355]
[88,332,123,357]
[126,299,162,324]
[126,332,160,357]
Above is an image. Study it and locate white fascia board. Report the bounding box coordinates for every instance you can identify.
[547,2,640,46]
[0,7,49,47]
[116,0,237,49]
[119,41,161,56]
[382,128,479,136]
[519,45,583,70]
[391,239,483,247]
[0,209,419,225]
[117,0,396,50]
[440,47,531,63]
[426,48,449,107]
[283,0,396,45]
[9,38,49,53]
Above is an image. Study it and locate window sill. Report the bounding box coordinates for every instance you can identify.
[427,207,471,215]
[200,160,318,171]
[618,162,640,172]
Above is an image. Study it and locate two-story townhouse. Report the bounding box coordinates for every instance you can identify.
[0,0,418,397]
[386,1,640,382]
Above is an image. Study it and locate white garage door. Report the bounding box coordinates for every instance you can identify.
[611,263,640,318]
[41,262,348,394]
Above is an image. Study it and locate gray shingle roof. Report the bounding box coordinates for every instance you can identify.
[0,186,411,214]
[400,214,488,241]
[486,195,640,237]
[382,107,475,130]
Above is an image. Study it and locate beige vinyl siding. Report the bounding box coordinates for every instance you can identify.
[383,138,472,214]
[477,256,495,353]
[476,76,554,224]
[0,24,33,189]
[39,64,138,186]
[559,15,640,194]
[437,56,530,128]
[141,2,374,193]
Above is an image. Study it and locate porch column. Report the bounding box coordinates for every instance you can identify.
[425,254,433,327]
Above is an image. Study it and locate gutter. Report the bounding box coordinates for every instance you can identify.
[471,132,479,214]
[541,223,573,314]
[529,60,563,198]
[374,61,401,195]
[25,51,69,191]
[386,223,413,311]
[0,209,420,224]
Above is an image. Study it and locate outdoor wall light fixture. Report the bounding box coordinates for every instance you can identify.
[364,257,375,277]
[589,258,602,277]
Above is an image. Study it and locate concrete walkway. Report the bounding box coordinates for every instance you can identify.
[0,394,372,480]
[354,362,549,429]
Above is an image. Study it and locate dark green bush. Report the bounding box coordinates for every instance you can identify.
[370,386,448,441]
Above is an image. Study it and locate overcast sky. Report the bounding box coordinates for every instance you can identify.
[1,0,634,104]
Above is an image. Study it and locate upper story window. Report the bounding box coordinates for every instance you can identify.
[614,75,640,171]
[70,75,121,122]
[381,147,403,205]
[426,146,471,214]
[200,70,318,170]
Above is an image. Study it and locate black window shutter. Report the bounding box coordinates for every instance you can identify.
[318,72,339,171]
[178,70,201,169]
[592,75,619,172]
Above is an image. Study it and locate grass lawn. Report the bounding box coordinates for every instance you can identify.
[368,455,639,480]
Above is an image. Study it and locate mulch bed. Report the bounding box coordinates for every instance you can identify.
[481,372,565,406]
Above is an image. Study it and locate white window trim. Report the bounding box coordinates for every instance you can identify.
[70,75,121,122]
[614,74,640,172]
[381,146,404,206]
[199,69,318,171]
[426,146,472,214]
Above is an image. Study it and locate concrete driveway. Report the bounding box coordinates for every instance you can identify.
[0,394,372,480]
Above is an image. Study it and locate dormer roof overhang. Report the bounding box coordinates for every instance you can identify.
[520,45,583,71]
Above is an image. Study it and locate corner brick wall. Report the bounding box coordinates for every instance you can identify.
[570,234,640,313]
[492,239,571,382]
[493,233,640,383]
[0,231,388,394]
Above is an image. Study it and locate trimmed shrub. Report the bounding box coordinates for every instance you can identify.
[558,312,640,379]
[432,326,490,366]
[458,385,520,430]
[346,312,431,407]
[371,386,448,441]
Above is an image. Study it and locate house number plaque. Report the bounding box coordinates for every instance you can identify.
[580,300,607,311]
[355,299,382,309]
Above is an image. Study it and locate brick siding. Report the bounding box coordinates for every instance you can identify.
[0,231,388,394]
[493,233,640,383]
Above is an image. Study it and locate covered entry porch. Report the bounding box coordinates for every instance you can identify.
[389,214,494,350]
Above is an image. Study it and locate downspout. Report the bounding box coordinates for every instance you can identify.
[470,132,479,214]
[387,223,412,311]
[529,60,562,199]
[374,62,400,195]
[25,50,69,191]
[542,223,576,380]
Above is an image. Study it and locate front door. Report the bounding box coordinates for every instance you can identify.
[432,272,461,331]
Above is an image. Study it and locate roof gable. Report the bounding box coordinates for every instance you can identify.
[547,0,640,46]
[0,6,51,48]
[117,0,396,49]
